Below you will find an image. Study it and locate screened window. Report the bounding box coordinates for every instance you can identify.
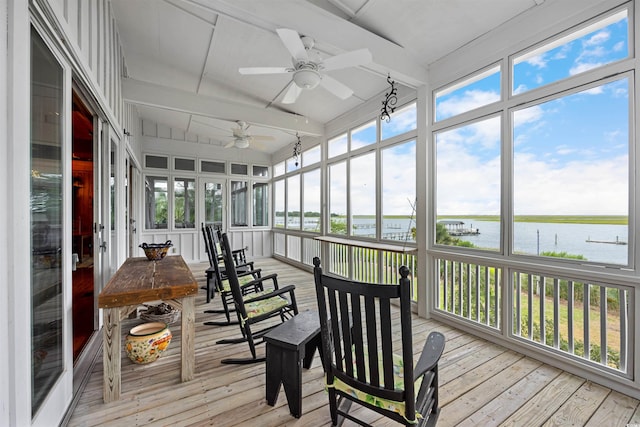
[381,102,417,140]
[231,163,248,175]
[351,120,376,150]
[382,140,416,242]
[145,176,168,229]
[435,116,501,250]
[328,133,348,158]
[303,169,321,232]
[174,178,195,229]
[329,161,347,234]
[231,180,248,226]
[203,182,223,230]
[174,157,195,171]
[145,154,168,169]
[350,153,376,237]
[253,182,269,226]
[303,145,321,166]
[274,179,285,228]
[253,165,269,177]
[512,78,629,264]
[513,10,628,95]
[435,65,501,122]
[286,175,300,229]
[201,160,225,174]
[286,157,301,173]
[274,161,285,177]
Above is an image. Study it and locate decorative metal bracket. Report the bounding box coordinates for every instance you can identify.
[380,73,398,123]
[293,133,302,167]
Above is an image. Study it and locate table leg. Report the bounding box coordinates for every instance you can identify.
[102,307,121,403]
[281,347,303,418]
[180,295,196,381]
[265,343,283,406]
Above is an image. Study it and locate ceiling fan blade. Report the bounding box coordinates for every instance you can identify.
[251,135,275,141]
[224,140,236,148]
[282,81,303,104]
[322,48,372,71]
[239,67,290,75]
[276,28,308,62]
[320,75,354,99]
[251,140,266,150]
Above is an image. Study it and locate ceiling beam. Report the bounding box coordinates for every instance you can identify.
[187,0,428,88]
[122,77,324,136]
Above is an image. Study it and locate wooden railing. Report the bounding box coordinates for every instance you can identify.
[433,254,632,375]
[315,236,418,301]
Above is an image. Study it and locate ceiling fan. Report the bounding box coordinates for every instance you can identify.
[224,121,274,149]
[239,28,372,104]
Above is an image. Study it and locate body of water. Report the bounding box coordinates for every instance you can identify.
[275,217,629,265]
[460,219,628,265]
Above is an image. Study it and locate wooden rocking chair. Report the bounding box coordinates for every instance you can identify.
[218,233,299,364]
[313,257,445,427]
[201,224,262,326]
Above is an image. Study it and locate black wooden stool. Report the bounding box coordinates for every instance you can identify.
[264,310,323,418]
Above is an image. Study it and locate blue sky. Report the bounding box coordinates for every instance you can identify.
[436,11,629,216]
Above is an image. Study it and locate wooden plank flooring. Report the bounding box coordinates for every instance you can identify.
[66,258,640,427]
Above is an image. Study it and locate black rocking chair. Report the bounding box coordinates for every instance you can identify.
[218,232,299,364]
[313,257,445,427]
[201,224,262,326]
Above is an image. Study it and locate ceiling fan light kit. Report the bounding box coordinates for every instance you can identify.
[234,138,250,149]
[293,68,321,89]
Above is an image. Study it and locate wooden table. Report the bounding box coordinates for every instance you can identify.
[98,255,198,403]
[264,311,323,418]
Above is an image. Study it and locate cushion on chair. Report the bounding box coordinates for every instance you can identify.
[220,273,255,292]
[328,347,424,421]
[243,295,290,320]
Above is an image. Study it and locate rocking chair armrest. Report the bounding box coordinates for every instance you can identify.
[237,268,261,279]
[234,261,255,270]
[414,332,445,381]
[245,272,279,290]
[242,284,296,304]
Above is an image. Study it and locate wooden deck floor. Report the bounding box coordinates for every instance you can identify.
[66,257,640,427]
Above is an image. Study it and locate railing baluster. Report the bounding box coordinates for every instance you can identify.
[457,261,463,316]
[619,288,627,372]
[527,274,533,340]
[540,275,546,345]
[482,267,488,326]
[465,263,471,319]
[553,278,560,348]
[568,280,574,354]
[493,268,499,327]
[600,286,607,365]
[584,283,590,361]
[515,273,521,335]
[476,264,481,322]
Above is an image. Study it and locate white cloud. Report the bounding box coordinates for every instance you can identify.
[526,53,547,69]
[437,89,500,118]
[513,152,628,214]
[584,29,610,46]
[569,61,604,75]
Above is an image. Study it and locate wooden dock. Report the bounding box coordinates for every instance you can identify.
[65,257,640,427]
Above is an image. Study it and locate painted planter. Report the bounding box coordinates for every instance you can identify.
[125,322,172,364]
